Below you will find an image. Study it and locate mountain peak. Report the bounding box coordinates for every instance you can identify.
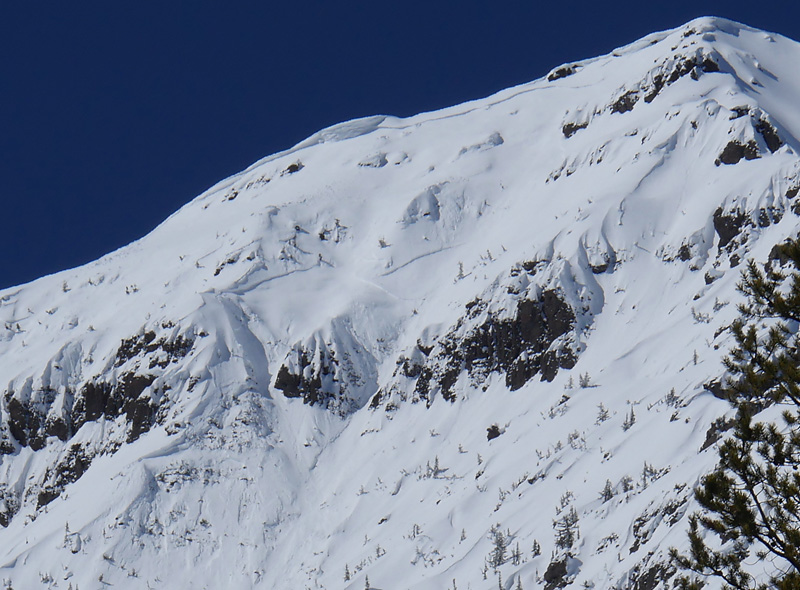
[683,15,745,32]
[1,18,800,589]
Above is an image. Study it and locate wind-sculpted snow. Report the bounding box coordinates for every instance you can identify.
[2,16,800,590]
[275,318,379,413]
[372,257,597,411]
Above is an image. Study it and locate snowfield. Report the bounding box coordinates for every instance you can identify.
[1,16,800,589]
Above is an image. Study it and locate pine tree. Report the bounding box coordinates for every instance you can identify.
[600,479,614,503]
[511,542,522,566]
[596,403,610,424]
[622,406,636,431]
[531,539,541,557]
[665,388,680,407]
[488,524,509,568]
[554,506,579,550]
[672,241,800,588]
[620,475,634,493]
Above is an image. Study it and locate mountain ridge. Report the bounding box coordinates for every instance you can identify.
[1,16,799,589]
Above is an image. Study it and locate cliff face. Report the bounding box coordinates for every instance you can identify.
[2,16,800,589]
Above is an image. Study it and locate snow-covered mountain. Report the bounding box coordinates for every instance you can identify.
[2,16,800,589]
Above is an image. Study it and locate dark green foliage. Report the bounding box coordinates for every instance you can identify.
[673,240,800,589]
[600,479,614,502]
[554,506,579,550]
[488,524,509,568]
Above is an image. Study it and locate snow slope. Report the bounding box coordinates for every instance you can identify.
[2,16,800,589]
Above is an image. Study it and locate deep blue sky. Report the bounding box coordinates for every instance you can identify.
[2,1,798,288]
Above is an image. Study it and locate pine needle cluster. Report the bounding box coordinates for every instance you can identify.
[673,241,800,589]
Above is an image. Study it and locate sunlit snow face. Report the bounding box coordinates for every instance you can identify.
[1,16,800,590]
